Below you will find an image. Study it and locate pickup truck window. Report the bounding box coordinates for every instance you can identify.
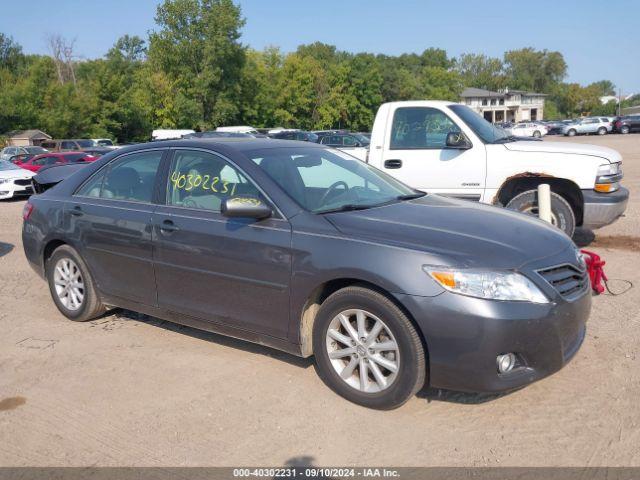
[390,107,461,150]
[448,104,510,144]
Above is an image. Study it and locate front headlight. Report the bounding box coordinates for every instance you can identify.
[595,162,622,192]
[597,162,621,176]
[424,268,549,303]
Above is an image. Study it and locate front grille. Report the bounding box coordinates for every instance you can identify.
[537,264,588,298]
[14,179,31,186]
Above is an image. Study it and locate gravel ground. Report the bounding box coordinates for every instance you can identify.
[0,134,638,467]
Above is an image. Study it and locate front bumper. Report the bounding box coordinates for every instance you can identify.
[395,288,590,393]
[582,187,629,229]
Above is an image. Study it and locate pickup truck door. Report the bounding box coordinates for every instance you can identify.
[378,106,486,201]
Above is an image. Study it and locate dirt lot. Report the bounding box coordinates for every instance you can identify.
[0,134,639,467]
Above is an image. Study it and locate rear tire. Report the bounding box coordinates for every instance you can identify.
[46,245,105,322]
[567,129,577,137]
[506,189,576,237]
[312,286,426,410]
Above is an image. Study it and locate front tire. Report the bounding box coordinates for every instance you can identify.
[506,189,576,237]
[46,245,105,322]
[598,127,607,135]
[313,286,426,410]
[533,130,541,138]
[621,126,630,134]
[566,129,577,137]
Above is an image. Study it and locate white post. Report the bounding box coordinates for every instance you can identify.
[538,184,552,223]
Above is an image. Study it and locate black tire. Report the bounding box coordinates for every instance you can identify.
[533,130,541,138]
[506,189,576,237]
[597,127,607,135]
[566,129,577,137]
[312,286,426,410]
[46,245,105,322]
[621,126,630,134]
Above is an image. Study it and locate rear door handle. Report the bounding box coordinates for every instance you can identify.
[159,219,179,234]
[384,159,402,169]
[69,205,83,216]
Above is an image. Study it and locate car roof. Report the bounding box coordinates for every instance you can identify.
[128,138,326,153]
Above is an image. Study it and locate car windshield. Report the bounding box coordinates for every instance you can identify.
[0,160,20,171]
[448,104,511,143]
[24,146,47,154]
[249,147,420,213]
[76,140,94,148]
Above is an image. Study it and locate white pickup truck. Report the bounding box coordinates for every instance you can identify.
[367,101,629,236]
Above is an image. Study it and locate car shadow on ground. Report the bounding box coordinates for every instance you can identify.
[112,308,314,369]
[0,242,14,258]
[417,385,516,405]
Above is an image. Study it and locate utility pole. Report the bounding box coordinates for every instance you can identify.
[617,88,622,116]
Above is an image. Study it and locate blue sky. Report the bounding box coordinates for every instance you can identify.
[0,0,638,93]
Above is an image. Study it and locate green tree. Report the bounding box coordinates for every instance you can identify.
[455,53,505,91]
[503,48,567,93]
[148,0,246,128]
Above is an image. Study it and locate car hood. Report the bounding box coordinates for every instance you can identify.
[325,195,574,270]
[0,168,34,179]
[503,140,621,163]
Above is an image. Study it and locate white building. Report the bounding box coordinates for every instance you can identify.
[461,87,547,123]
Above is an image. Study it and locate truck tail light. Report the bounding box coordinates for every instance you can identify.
[22,202,34,220]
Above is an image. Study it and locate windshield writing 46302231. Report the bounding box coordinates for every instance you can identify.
[170,171,237,195]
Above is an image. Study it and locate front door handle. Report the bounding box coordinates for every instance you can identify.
[159,219,179,234]
[69,205,83,216]
[384,159,403,169]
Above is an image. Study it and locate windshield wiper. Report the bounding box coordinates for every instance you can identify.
[397,192,426,200]
[316,203,379,214]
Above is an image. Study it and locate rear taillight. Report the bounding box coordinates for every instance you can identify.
[22,202,34,220]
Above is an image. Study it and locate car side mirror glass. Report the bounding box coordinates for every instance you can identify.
[445,132,471,149]
[221,197,272,220]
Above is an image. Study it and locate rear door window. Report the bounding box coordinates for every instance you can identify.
[76,150,163,202]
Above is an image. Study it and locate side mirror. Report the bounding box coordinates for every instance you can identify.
[221,197,272,220]
[445,132,471,149]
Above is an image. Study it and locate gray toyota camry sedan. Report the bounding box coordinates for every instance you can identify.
[22,139,590,409]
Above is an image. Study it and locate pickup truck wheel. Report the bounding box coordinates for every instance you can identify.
[621,126,630,134]
[46,245,105,322]
[312,286,426,410]
[597,127,607,135]
[533,130,541,138]
[506,190,576,237]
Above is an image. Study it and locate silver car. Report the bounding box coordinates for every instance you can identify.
[562,117,612,136]
[0,145,48,161]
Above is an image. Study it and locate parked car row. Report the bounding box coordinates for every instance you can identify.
[503,115,640,137]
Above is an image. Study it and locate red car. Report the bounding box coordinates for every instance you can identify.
[15,152,97,172]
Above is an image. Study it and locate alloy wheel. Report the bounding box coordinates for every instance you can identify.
[325,309,400,393]
[53,258,85,311]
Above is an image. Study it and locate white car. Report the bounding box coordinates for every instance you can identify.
[367,100,628,236]
[151,129,196,141]
[0,160,35,200]
[216,126,260,135]
[507,122,548,138]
